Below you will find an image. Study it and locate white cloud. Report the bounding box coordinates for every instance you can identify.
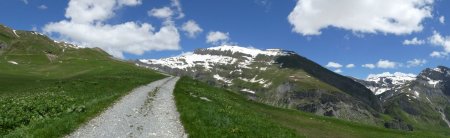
[440,16,445,24]
[181,20,203,38]
[44,0,180,59]
[31,26,38,32]
[403,37,425,45]
[406,59,427,67]
[206,31,230,44]
[376,59,398,69]
[148,7,173,19]
[118,0,142,5]
[362,64,376,69]
[363,59,426,69]
[334,69,343,73]
[429,31,450,52]
[346,64,355,68]
[288,0,433,35]
[170,0,184,19]
[21,0,28,4]
[430,51,448,58]
[38,5,48,10]
[428,31,450,58]
[326,62,343,68]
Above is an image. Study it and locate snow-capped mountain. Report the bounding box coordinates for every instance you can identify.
[360,72,417,95]
[139,45,294,71]
[138,45,383,125]
[355,66,450,129]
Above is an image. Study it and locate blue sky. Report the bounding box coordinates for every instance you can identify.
[0,0,449,79]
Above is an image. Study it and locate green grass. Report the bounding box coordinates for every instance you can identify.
[0,27,166,137]
[0,60,165,137]
[174,77,449,138]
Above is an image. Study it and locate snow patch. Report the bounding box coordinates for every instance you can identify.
[12,30,19,37]
[213,74,233,85]
[241,89,256,94]
[428,79,440,87]
[439,110,450,128]
[199,97,212,102]
[433,67,444,73]
[140,53,237,70]
[207,45,292,58]
[8,61,18,65]
[367,86,391,95]
[31,31,44,36]
[366,72,417,95]
[239,75,270,86]
[263,82,272,88]
[367,72,417,85]
[413,91,420,99]
[426,97,432,104]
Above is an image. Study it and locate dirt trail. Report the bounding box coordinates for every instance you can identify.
[67,77,186,138]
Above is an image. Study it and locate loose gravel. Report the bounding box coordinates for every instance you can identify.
[67,77,187,138]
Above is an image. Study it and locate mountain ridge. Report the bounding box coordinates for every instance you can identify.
[138,45,384,125]
[355,66,450,130]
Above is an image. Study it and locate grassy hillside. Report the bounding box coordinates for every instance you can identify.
[0,25,165,137]
[174,77,449,138]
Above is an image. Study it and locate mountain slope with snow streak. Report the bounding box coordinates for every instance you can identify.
[138,45,383,126]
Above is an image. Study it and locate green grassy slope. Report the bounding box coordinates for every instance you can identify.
[0,25,165,137]
[174,77,449,138]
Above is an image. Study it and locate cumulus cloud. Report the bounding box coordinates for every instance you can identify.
[406,59,427,67]
[44,0,181,58]
[118,0,142,5]
[376,59,398,69]
[334,69,343,73]
[440,16,445,24]
[326,62,343,68]
[170,0,184,19]
[430,51,448,58]
[38,5,48,10]
[403,37,425,45]
[148,7,173,19]
[428,31,450,58]
[288,0,434,35]
[362,64,376,69]
[429,31,450,52]
[346,64,355,68]
[206,31,230,44]
[364,59,427,69]
[181,20,203,38]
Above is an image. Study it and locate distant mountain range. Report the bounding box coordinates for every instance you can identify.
[355,66,450,130]
[138,45,450,131]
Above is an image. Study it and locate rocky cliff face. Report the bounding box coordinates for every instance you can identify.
[138,45,383,125]
[355,66,450,129]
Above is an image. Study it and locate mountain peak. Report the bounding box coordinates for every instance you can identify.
[366,72,416,84]
[417,66,450,87]
[205,45,295,57]
[359,72,417,95]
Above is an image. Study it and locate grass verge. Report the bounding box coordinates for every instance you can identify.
[0,61,165,138]
[174,77,449,138]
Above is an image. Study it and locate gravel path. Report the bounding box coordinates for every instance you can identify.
[67,77,187,138]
